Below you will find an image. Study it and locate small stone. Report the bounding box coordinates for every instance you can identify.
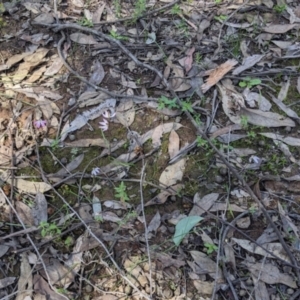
[285,126,292,132]
[68,97,76,106]
[170,195,176,201]
[239,289,247,297]
[287,288,294,295]
[219,167,228,176]
[85,285,93,293]
[246,278,253,285]
[236,216,251,229]
[69,134,76,141]
[215,175,224,183]
[175,116,181,123]
[258,140,265,146]
[61,157,68,165]
[116,209,123,217]
[164,115,169,121]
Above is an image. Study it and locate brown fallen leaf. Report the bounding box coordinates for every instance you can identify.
[263,23,296,34]
[202,59,238,93]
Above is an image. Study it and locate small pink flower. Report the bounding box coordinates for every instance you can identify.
[91,167,101,176]
[99,119,109,131]
[102,109,116,119]
[34,119,47,129]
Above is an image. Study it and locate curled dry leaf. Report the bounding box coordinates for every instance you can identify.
[70,32,98,45]
[202,59,238,93]
[159,158,186,187]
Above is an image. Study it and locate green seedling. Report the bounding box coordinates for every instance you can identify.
[273,4,286,13]
[39,221,61,237]
[196,136,208,149]
[214,15,228,22]
[158,96,179,110]
[240,115,249,129]
[133,0,147,21]
[215,0,222,4]
[195,52,202,64]
[170,4,182,15]
[239,77,261,88]
[204,242,218,254]
[113,0,121,17]
[109,29,128,41]
[77,17,93,27]
[114,181,130,202]
[181,101,194,113]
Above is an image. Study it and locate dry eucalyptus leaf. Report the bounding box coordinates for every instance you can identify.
[15,201,35,226]
[70,33,98,45]
[31,193,48,226]
[168,130,180,159]
[147,211,161,233]
[263,23,296,33]
[116,108,135,126]
[149,122,183,147]
[145,184,183,206]
[245,261,297,288]
[159,158,186,187]
[233,238,290,263]
[232,54,264,75]
[71,0,84,7]
[189,193,219,216]
[92,3,106,23]
[24,181,52,194]
[202,59,238,93]
[240,107,295,127]
[15,253,32,300]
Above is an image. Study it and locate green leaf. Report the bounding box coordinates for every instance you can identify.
[173,216,203,246]
[249,78,261,86]
[239,81,246,87]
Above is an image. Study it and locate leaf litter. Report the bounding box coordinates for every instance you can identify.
[1,0,300,299]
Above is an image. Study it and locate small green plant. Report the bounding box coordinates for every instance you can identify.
[204,242,218,254]
[175,20,189,36]
[158,96,179,110]
[247,130,256,138]
[195,52,202,64]
[133,0,146,21]
[196,136,208,149]
[109,29,128,41]
[70,147,79,159]
[249,205,257,214]
[273,4,286,13]
[240,115,249,129]
[39,221,61,237]
[239,77,261,88]
[114,182,130,202]
[77,17,93,27]
[214,15,228,22]
[64,236,74,248]
[113,0,121,17]
[50,138,60,150]
[170,4,182,15]
[215,0,222,4]
[181,101,194,113]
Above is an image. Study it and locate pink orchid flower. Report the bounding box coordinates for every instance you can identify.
[99,119,109,131]
[91,167,101,176]
[34,119,47,129]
